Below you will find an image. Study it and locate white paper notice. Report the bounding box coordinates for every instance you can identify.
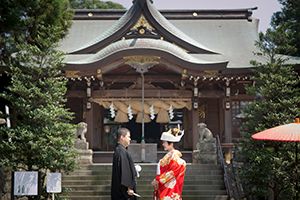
[14,171,38,196]
[46,173,62,193]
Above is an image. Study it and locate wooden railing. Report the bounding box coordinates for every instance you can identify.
[216,135,245,200]
[216,135,233,198]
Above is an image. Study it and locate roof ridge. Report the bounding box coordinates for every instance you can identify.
[70,0,224,55]
[145,0,219,54]
[74,8,255,20]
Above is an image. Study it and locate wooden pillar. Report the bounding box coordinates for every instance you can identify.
[191,108,199,150]
[224,104,232,143]
[85,101,94,149]
[92,103,102,150]
[183,109,192,150]
[224,80,232,143]
[224,98,233,163]
[219,99,225,140]
[85,102,102,150]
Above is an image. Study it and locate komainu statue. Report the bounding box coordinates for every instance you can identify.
[197,123,214,143]
[193,123,217,164]
[76,122,87,142]
[74,122,93,164]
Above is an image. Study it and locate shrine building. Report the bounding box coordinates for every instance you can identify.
[59,0,299,162]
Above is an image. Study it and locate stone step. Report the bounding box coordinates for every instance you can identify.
[62,189,227,196]
[63,175,224,181]
[61,190,227,197]
[60,163,228,200]
[60,195,228,200]
[62,184,225,191]
[78,164,222,171]
[93,151,194,163]
[67,169,223,176]
[63,179,225,186]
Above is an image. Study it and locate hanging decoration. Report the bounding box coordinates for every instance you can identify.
[156,109,170,123]
[92,99,192,123]
[149,105,155,120]
[115,111,129,123]
[136,112,151,123]
[109,103,116,118]
[168,105,174,120]
[127,105,134,120]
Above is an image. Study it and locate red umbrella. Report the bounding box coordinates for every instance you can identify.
[252,118,300,199]
[252,119,300,142]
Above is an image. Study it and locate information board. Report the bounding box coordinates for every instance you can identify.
[14,171,38,196]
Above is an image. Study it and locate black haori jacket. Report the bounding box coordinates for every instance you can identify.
[111,144,137,200]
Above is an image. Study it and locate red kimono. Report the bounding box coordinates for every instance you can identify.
[155,150,186,200]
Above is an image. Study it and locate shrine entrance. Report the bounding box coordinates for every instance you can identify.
[98,99,188,151]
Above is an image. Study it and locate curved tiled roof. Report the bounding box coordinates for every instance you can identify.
[145,0,218,54]
[70,0,220,55]
[69,5,137,54]
[67,38,228,67]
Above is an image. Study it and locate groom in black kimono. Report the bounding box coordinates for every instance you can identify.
[111,128,137,200]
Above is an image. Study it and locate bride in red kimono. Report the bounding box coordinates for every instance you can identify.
[152,128,186,200]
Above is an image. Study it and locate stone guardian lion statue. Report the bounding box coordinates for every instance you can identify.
[76,122,87,142]
[197,123,214,143]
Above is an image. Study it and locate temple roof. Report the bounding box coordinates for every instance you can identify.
[59,0,265,71]
[68,0,219,54]
[65,38,228,71]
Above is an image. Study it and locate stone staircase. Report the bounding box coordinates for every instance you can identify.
[60,163,228,200]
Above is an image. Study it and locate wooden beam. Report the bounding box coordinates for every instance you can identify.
[92,89,192,98]
[66,90,85,98]
[230,94,254,100]
[198,90,224,98]
[103,74,180,82]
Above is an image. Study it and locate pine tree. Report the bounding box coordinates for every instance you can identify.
[0,0,73,62]
[270,0,300,56]
[0,26,77,200]
[0,0,76,196]
[237,32,300,199]
[69,0,125,9]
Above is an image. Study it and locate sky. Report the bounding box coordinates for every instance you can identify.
[111,0,282,32]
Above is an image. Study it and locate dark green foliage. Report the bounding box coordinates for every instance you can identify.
[0,0,77,199]
[237,32,300,199]
[270,0,300,56]
[0,0,73,61]
[0,33,77,198]
[69,0,125,9]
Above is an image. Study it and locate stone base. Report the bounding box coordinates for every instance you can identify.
[75,139,89,150]
[196,139,217,152]
[193,150,217,164]
[193,139,218,164]
[75,139,93,165]
[76,149,93,165]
